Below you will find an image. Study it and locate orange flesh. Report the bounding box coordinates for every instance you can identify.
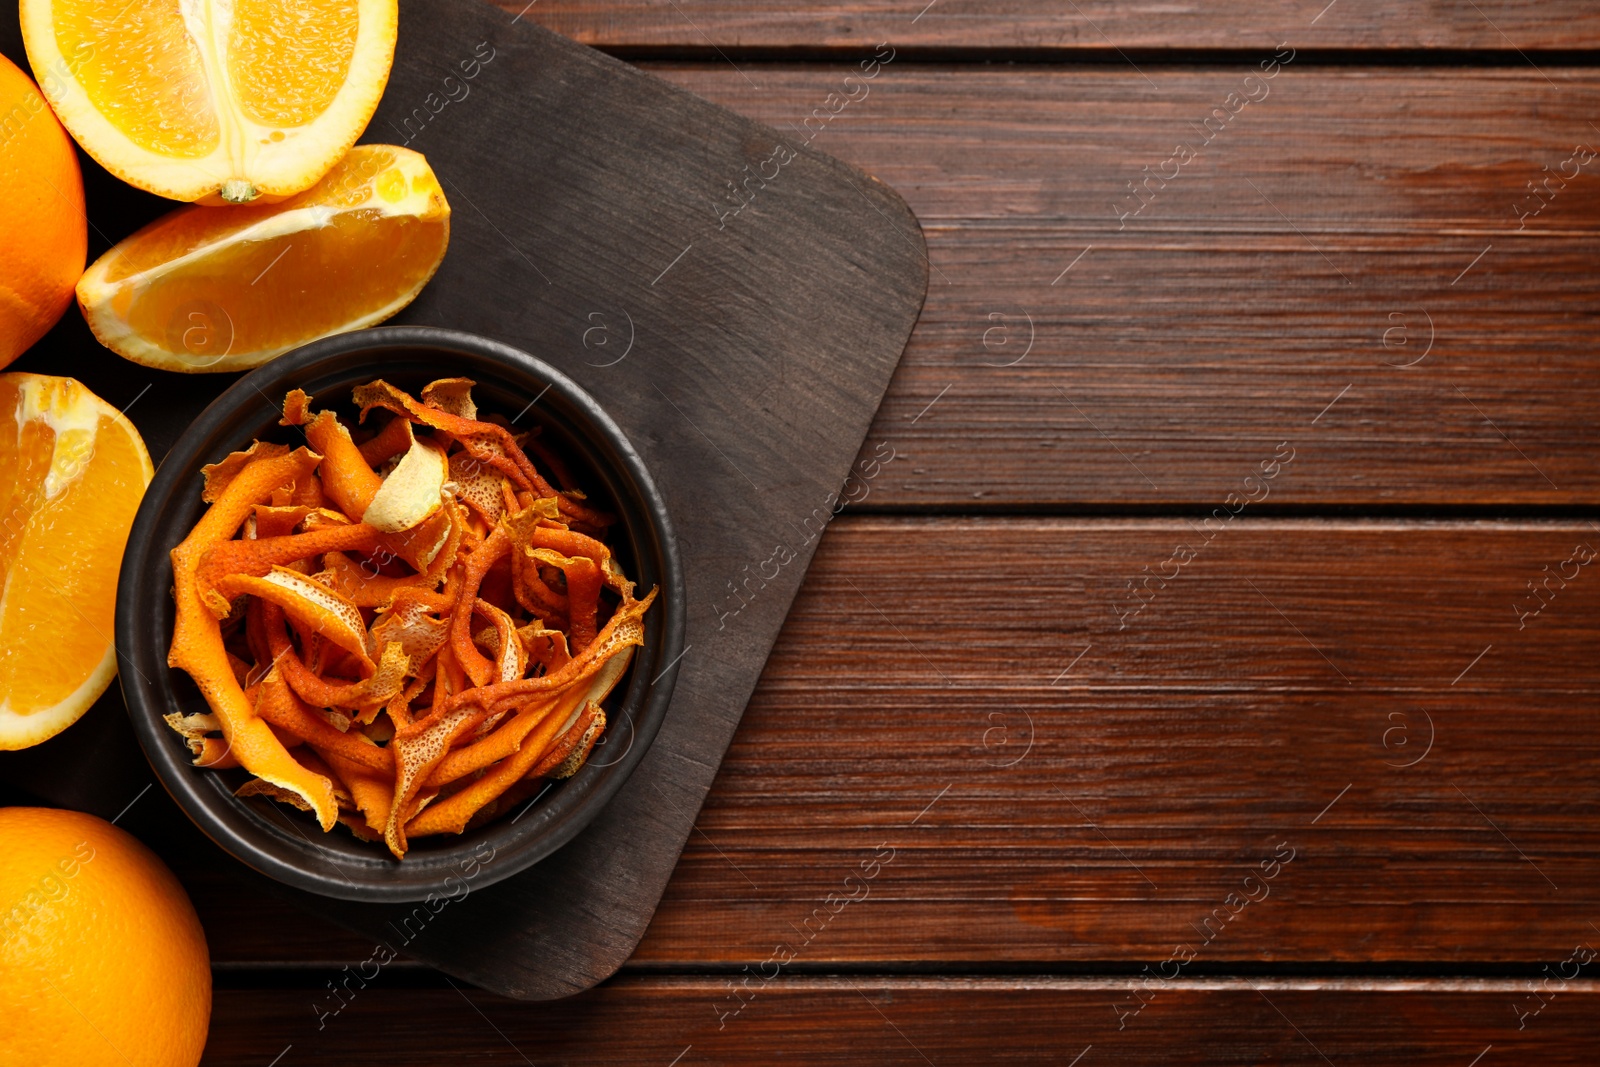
[115,210,446,357]
[49,0,362,154]
[53,0,219,157]
[228,0,359,127]
[0,379,147,714]
[77,147,449,372]
[101,149,406,288]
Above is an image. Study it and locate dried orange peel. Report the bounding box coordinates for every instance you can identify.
[363,436,448,533]
[169,445,339,829]
[164,379,655,859]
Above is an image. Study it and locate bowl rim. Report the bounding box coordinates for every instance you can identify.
[116,326,686,902]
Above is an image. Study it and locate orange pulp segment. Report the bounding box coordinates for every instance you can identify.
[75,145,450,373]
[0,373,153,749]
[20,0,396,203]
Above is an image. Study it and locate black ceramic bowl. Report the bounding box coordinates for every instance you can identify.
[117,327,685,902]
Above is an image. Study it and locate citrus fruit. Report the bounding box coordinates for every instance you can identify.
[0,53,87,368]
[0,374,153,750]
[19,0,398,204]
[0,806,210,1067]
[76,144,450,373]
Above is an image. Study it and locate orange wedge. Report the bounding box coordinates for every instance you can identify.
[19,0,397,204]
[75,145,450,373]
[0,374,153,750]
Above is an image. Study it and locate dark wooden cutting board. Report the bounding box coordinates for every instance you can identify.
[0,0,925,999]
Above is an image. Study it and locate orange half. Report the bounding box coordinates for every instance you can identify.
[76,145,450,373]
[20,0,397,203]
[0,374,153,750]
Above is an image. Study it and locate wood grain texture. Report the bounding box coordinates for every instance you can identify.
[630,518,1600,966]
[605,517,1600,964]
[182,518,1600,964]
[204,978,1600,1065]
[518,0,1600,52]
[635,65,1600,507]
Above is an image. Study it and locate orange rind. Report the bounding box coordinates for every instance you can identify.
[162,379,655,858]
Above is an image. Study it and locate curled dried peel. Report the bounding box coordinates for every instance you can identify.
[551,707,608,779]
[237,778,322,813]
[300,507,355,530]
[198,522,380,618]
[447,450,510,525]
[352,379,553,495]
[169,447,339,829]
[279,389,314,427]
[303,400,457,574]
[217,566,374,672]
[358,415,416,468]
[420,378,477,419]
[521,521,631,597]
[316,643,410,713]
[512,546,568,619]
[441,588,654,714]
[194,736,240,768]
[321,749,393,835]
[262,601,410,713]
[249,505,313,539]
[320,550,433,608]
[472,599,527,683]
[384,702,489,858]
[253,669,393,776]
[515,520,610,565]
[448,525,511,688]
[408,689,612,840]
[530,547,602,653]
[370,588,452,665]
[364,437,448,533]
[425,644,631,789]
[320,496,461,612]
[304,409,383,517]
[406,704,579,839]
[519,623,572,673]
[406,497,462,575]
[454,436,528,491]
[384,664,434,729]
[200,440,295,503]
[163,712,221,760]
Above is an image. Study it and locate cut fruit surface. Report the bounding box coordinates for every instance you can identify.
[0,374,153,750]
[19,0,397,203]
[76,145,451,373]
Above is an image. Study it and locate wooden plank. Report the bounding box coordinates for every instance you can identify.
[205,978,1600,1065]
[518,0,1600,52]
[195,519,1600,964]
[633,518,1600,964]
[634,65,1600,507]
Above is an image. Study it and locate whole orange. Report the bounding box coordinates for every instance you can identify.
[0,807,211,1067]
[0,53,86,367]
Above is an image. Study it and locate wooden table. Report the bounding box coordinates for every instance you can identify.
[190,2,1600,1061]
